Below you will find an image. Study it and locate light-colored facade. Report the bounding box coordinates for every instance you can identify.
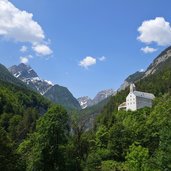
[118,84,155,111]
[118,102,126,111]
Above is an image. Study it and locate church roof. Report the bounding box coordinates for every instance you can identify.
[133,91,155,100]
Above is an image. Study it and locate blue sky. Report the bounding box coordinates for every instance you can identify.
[1,0,171,98]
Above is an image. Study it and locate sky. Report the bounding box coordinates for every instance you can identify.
[1,0,171,98]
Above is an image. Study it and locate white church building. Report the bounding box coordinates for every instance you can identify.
[118,84,155,111]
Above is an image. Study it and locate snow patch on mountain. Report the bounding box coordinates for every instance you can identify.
[78,89,116,109]
[8,63,53,95]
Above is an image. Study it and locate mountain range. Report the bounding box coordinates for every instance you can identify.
[2,45,171,116]
[8,63,81,110]
[8,63,114,110]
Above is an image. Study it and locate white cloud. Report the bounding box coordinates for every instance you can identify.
[20,45,28,52]
[141,46,157,53]
[20,56,29,64]
[137,17,171,46]
[0,0,44,42]
[32,44,53,56]
[79,56,96,69]
[99,56,106,61]
[19,55,32,64]
[0,0,52,56]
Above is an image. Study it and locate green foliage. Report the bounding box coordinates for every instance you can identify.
[64,115,90,171]
[86,95,171,170]
[8,115,22,141]
[0,80,50,142]
[101,160,125,171]
[95,125,109,148]
[125,143,149,171]
[0,76,50,170]
[0,127,18,171]
[18,105,70,171]
[107,122,132,161]
[85,151,102,171]
[97,90,128,128]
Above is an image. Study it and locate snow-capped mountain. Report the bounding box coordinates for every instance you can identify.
[9,63,81,110]
[77,96,93,109]
[78,89,116,109]
[8,63,53,95]
[9,63,38,79]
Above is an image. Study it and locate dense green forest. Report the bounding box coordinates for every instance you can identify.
[1,56,171,171]
[0,79,50,170]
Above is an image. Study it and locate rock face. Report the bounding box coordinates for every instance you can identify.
[8,63,52,95]
[9,63,81,110]
[118,71,144,91]
[9,63,38,79]
[143,46,171,77]
[78,89,115,109]
[92,89,116,105]
[77,96,93,109]
[118,46,171,91]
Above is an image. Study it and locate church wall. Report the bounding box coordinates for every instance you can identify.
[126,92,137,111]
[136,97,152,109]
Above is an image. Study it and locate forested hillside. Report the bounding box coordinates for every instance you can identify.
[44,84,81,110]
[84,94,171,171]
[0,78,51,170]
[85,49,171,171]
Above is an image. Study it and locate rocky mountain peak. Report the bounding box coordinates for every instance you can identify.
[8,63,52,95]
[77,96,93,109]
[93,89,115,105]
[9,63,38,79]
[144,46,171,77]
[8,63,81,110]
[78,89,115,109]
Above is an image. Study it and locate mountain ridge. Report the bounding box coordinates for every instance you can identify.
[78,89,116,109]
[8,63,81,110]
[118,46,171,91]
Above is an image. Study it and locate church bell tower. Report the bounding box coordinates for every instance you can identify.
[130,83,136,93]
